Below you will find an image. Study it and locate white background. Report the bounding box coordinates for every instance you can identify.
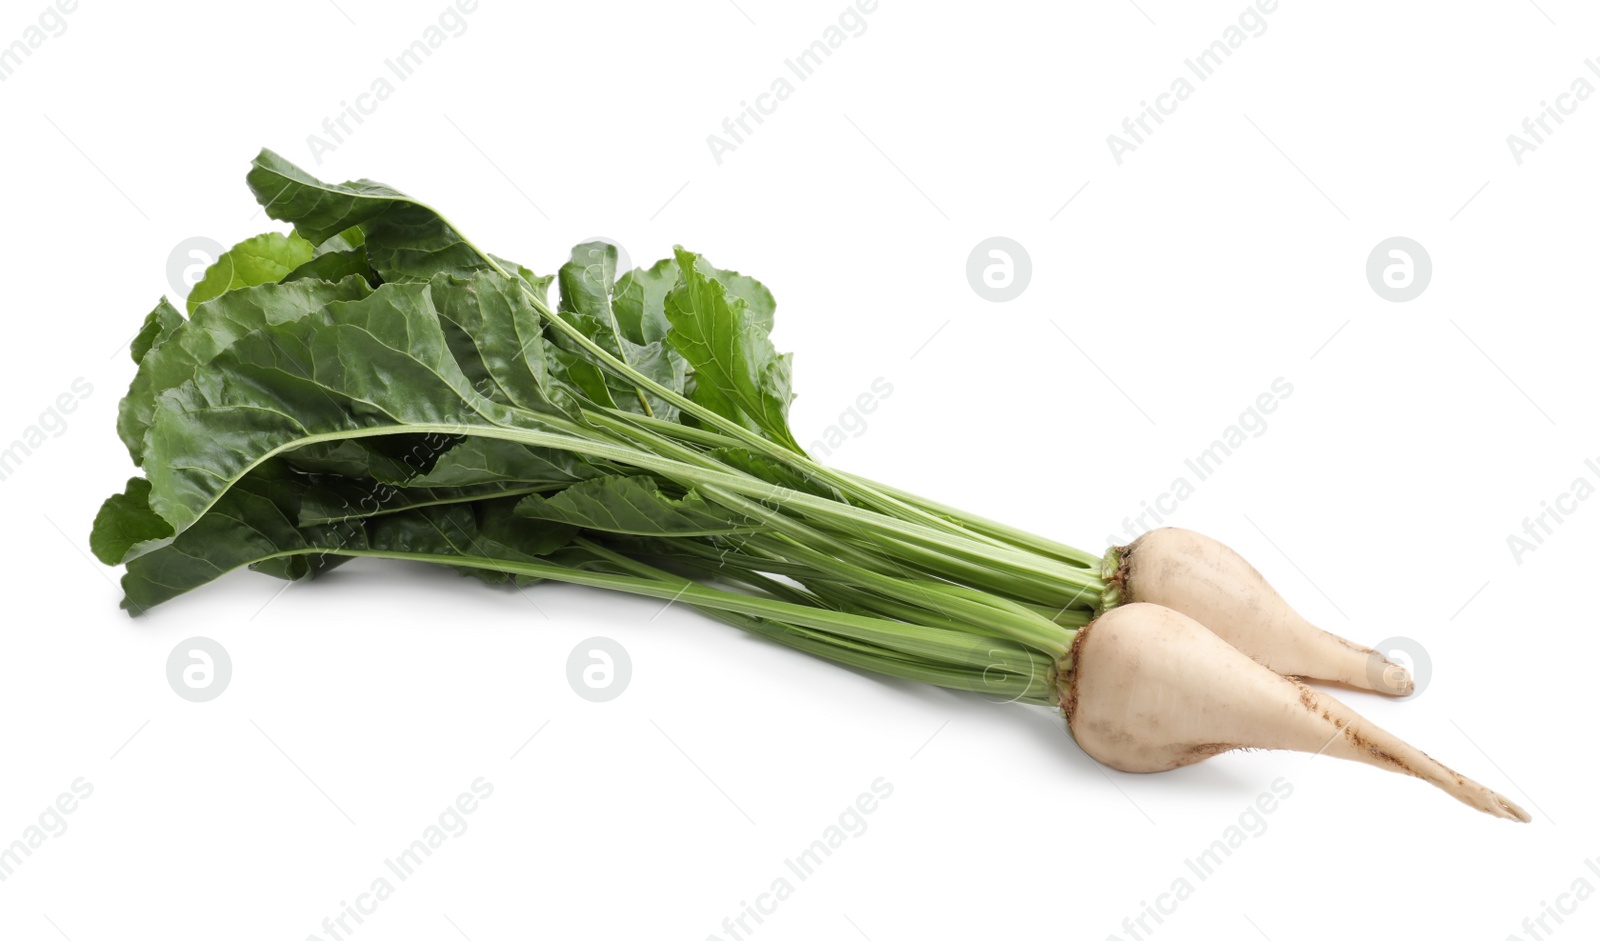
[1,0,1595,938]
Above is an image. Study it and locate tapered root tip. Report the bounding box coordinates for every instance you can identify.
[1422,761,1531,822]
[1465,777,1536,825]
[1502,797,1533,823]
[1320,703,1529,822]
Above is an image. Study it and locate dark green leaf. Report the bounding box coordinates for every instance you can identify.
[246,149,484,281]
[297,477,565,526]
[284,432,461,482]
[118,471,576,611]
[429,269,577,418]
[119,467,350,612]
[130,299,183,365]
[404,437,603,488]
[368,499,577,586]
[90,477,174,565]
[118,275,373,465]
[515,475,755,536]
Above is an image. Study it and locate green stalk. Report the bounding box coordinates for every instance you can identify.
[602,408,1082,561]
[627,535,1015,643]
[836,470,1103,569]
[612,408,1101,571]
[506,411,1106,597]
[332,545,1067,666]
[565,540,1057,703]
[721,521,1074,658]
[814,524,1088,609]
[692,607,1057,705]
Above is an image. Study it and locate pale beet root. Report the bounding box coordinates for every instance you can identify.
[1107,527,1413,696]
[1062,603,1529,822]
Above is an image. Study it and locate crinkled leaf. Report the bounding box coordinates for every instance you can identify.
[704,261,776,335]
[628,342,690,422]
[665,247,799,449]
[119,467,349,612]
[118,275,373,465]
[247,149,484,281]
[621,257,774,337]
[558,242,624,333]
[556,243,688,419]
[429,269,577,418]
[118,475,578,612]
[492,256,551,297]
[130,299,183,365]
[142,279,510,532]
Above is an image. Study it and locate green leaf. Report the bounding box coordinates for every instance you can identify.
[492,256,552,299]
[90,477,175,565]
[117,465,577,611]
[282,432,461,481]
[130,299,183,365]
[612,258,679,345]
[243,158,708,430]
[622,340,690,421]
[141,279,518,532]
[429,269,577,418]
[246,149,485,281]
[405,437,602,488]
[665,247,799,450]
[119,466,349,612]
[187,231,317,314]
[618,257,774,337]
[547,350,619,409]
[558,241,623,331]
[283,248,374,286]
[556,243,689,420]
[297,477,565,526]
[315,226,366,254]
[368,500,577,585]
[515,475,756,536]
[117,276,373,465]
[704,261,777,335]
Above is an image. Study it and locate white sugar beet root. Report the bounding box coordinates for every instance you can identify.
[1106,527,1412,696]
[1062,603,1529,822]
